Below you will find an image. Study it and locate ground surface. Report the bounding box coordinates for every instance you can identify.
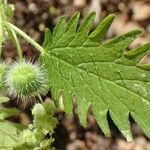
[4,0,150,150]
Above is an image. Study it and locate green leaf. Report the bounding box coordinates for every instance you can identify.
[41,13,150,141]
[0,97,10,103]
[32,102,57,133]
[17,102,57,149]
[0,121,23,148]
[0,97,19,121]
[0,98,55,149]
[0,98,24,148]
[0,107,19,120]
[0,96,25,149]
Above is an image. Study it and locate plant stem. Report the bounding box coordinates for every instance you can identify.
[0,1,3,56]
[9,28,23,62]
[38,94,43,103]
[5,21,45,54]
[4,0,7,5]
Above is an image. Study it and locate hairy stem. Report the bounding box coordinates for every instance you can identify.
[5,22,45,54]
[4,0,7,5]
[8,28,23,62]
[37,94,43,103]
[0,1,3,56]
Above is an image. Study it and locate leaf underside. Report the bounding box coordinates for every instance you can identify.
[41,12,150,141]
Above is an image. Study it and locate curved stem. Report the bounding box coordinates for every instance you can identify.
[8,28,23,62]
[5,21,45,54]
[0,2,3,57]
[37,94,43,103]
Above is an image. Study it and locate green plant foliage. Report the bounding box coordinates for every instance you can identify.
[0,97,24,149]
[0,64,7,91]
[41,12,150,141]
[0,97,57,149]
[32,102,57,133]
[0,97,10,103]
[17,102,57,150]
[0,97,19,120]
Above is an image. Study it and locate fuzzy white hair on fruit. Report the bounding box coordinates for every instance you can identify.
[5,60,48,101]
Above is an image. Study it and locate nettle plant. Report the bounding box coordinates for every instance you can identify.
[0,1,150,149]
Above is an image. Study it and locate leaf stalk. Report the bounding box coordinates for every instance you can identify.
[5,22,45,54]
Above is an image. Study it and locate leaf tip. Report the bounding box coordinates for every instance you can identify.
[107,13,116,19]
[89,11,96,17]
[131,29,142,35]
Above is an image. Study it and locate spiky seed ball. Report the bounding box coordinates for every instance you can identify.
[6,61,48,100]
[0,63,7,92]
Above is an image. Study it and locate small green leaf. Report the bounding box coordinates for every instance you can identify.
[32,102,57,133]
[16,102,57,149]
[0,107,19,120]
[0,121,23,148]
[0,97,9,103]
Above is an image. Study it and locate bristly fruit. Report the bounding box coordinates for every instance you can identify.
[0,63,7,92]
[5,61,48,100]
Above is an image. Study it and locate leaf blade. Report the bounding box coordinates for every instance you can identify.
[41,13,150,140]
